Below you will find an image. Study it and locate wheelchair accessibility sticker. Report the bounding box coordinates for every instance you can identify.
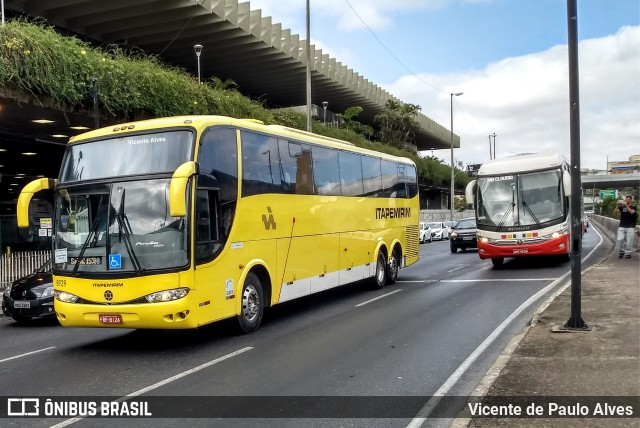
[109,254,122,270]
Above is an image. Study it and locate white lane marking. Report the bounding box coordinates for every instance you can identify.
[396,280,438,284]
[355,289,402,307]
[447,264,470,273]
[50,347,253,428]
[441,278,557,283]
[0,346,56,363]
[407,229,605,427]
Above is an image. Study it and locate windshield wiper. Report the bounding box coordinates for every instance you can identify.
[72,196,105,276]
[521,200,541,226]
[496,202,515,230]
[115,189,144,274]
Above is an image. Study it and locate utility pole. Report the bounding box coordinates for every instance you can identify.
[564,0,589,331]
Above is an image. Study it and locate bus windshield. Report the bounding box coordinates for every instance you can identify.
[53,179,189,273]
[477,169,564,229]
[59,131,194,182]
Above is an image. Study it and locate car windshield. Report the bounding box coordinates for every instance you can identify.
[456,218,476,229]
[427,223,441,229]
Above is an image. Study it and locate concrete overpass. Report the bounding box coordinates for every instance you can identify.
[581,173,640,190]
[0,0,459,204]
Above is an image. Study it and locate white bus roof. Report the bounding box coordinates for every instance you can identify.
[478,153,568,176]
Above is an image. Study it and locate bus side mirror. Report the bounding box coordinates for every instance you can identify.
[562,171,571,197]
[17,178,56,228]
[465,180,477,209]
[169,161,199,217]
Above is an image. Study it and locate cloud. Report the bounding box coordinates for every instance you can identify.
[246,0,444,33]
[388,26,640,170]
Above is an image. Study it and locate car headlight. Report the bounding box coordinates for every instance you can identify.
[3,286,10,297]
[40,286,54,298]
[55,290,79,303]
[144,288,190,303]
[450,232,458,238]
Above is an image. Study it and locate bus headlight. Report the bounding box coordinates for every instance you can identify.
[545,227,568,239]
[481,237,489,243]
[144,288,190,303]
[55,290,79,303]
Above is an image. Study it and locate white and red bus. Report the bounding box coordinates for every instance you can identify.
[465,153,572,267]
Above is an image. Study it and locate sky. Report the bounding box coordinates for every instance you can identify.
[246,0,639,171]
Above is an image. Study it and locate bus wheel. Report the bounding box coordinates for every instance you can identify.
[386,250,400,285]
[237,272,264,334]
[371,250,387,289]
[491,258,504,268]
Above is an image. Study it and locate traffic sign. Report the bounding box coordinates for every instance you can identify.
[599,189,617,200]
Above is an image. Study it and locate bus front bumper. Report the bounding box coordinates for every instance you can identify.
[478,234,570,260]
[55,299,198,329]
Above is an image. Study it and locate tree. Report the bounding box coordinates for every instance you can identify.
[374,100,422,149]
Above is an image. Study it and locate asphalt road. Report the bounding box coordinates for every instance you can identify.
[0,226,609,428]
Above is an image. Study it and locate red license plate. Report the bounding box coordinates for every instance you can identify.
[513,248,528,254]
[99,314,123,324]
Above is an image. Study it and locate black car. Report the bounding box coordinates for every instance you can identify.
[449,217,478,253]
[2,259,55,323]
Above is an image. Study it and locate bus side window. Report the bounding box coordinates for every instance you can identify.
[195,189,221,264]
[198,126,238,246]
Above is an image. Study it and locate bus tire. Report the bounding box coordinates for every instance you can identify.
[386,249,400,285]
[491,257,504,268]
[237,272,264,334]
[371,250,387,289]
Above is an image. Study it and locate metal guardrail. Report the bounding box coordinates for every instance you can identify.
[0,251,50,289]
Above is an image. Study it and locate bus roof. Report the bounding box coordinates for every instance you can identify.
[478,153,568,176]
[68,115,415,165]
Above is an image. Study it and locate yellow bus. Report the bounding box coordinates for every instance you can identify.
[17,116,419,332]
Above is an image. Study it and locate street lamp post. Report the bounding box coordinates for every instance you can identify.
[491,133,497,159]
[193,44,203,83]
[450,92,463,221]
[322,101,328,125]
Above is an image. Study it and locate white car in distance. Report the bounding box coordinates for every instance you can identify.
[427,222,449,240]
[419,222,433,244]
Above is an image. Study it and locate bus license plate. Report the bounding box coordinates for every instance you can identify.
[513,248,528,254]
[99,314,122,324]
[14,301,31,309]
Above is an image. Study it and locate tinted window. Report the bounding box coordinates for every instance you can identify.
[402,164,418,198]
[338,152,364,196]
[361,156,383,197]
[60,131,194,183]
[380,160,401,197]
[199,127,238,243]
[241,131,281,197]
[312,146,341,196]
[279,140,314,195]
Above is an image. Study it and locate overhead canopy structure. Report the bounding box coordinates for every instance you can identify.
[0,0,459,204]
[3,0,456,150]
